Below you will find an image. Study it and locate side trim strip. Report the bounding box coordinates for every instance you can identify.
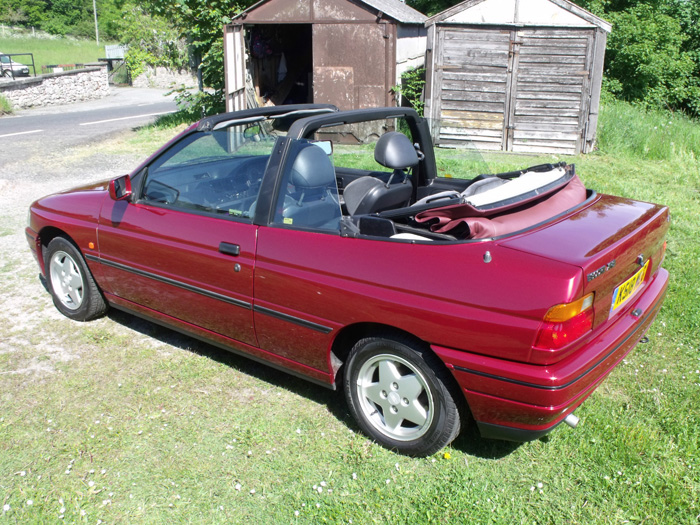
[253,305,333,334]
[87,254,333,334]
[86,254,252,310]
[454,295,662,391]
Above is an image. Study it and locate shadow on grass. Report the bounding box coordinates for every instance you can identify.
[106,307,527,460]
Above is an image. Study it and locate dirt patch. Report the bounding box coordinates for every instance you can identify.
[0,131,152,378]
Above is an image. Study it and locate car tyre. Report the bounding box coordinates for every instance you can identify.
[44,237,107,321]
[344,336,461,456]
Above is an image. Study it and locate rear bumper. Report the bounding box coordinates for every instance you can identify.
[433,267,669,442]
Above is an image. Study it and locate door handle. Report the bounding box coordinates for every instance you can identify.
[219,242,241,256]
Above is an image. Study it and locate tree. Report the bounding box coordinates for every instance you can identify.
[573,0,700,116]
[118,5,188,79]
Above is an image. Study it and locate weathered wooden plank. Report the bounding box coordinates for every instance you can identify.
[517,92,582,102]
[513,130,579,141]
[516,98,581,109]
[442,90,507,103]
[441,52,508,63]
[516,74,585,85]
[442,127,503,138]
[443,30,511,42]
[515,107,580,118]
[519,37,589,47]
[438,138,504,151]
[519,46,587,57]
[441,63,508,72]
[443,71,509,82]
[510,115,579,125]
[513,121,580,132]
[519,56,587,66]
[511,141,576,154]
[442,109,504,122]
[442,80,508,93]
[517,82,583,93]
[444,40,510,51]
[442,100,505,112]
[440,119,504,130]
[518,29,591,38]
[517,65,589,76]
[443,56,511,69]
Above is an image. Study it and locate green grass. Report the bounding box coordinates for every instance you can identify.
[1,101,699,523]
[0,36,109,73]
[0,93,11,115]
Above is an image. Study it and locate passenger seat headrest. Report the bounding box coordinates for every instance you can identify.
[374,131,419,170]
[290,143,335,189]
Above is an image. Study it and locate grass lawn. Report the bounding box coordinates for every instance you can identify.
[0,36,108,73]
[0,101,698,523]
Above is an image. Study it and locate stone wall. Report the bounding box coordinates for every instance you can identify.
[132,66,197,90]
[0,66,109,110]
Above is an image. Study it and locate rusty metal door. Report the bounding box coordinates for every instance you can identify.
[312,23,393,111]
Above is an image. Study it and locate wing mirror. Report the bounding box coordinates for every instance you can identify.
[109,174,132,201]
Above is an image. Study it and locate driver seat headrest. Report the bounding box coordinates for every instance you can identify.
[290,143,336,189]
[374,131,419,170]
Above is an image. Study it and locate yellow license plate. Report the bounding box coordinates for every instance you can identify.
[611,260,649,313]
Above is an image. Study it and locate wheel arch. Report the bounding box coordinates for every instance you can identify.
[330,323,469,416]
[37,226,76,273]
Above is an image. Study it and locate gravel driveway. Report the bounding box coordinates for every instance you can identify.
[0,90,180,375]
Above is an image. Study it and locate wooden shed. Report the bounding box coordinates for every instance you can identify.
[424,0,611,154]
[223,0,426,113]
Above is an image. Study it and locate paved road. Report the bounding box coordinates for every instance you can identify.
[0,87,178,165]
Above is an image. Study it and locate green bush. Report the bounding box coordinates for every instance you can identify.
[605,5,699,113]
[393,67,425,116]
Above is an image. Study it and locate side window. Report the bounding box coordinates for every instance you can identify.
[140,128,275,219]
[272,140,341,232]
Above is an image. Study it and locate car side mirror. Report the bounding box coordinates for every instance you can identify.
[109,174,132,201]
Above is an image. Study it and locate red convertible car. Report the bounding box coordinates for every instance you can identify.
[26,106,669,456]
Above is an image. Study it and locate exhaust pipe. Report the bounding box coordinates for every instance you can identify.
[564,413,580,428]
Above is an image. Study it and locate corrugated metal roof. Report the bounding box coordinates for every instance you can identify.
[361,0,427,24]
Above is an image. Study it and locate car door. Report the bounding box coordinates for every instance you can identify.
[96,127,272,347]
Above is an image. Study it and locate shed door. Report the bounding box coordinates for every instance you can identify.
[434,27,593,154]
[312,23,394,110]
[434,27,511,150]
[507,29,593,154]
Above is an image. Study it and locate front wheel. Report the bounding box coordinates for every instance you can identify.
[44,237,107,321]
[344,337,461,456]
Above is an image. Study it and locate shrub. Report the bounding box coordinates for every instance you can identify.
[393,67,425,116]
[0,94,13,115]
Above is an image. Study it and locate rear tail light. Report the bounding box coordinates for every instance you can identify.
[660,241,667,265]
[534,293,595,351]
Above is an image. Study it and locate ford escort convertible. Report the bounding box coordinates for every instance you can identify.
[26,105,669,456]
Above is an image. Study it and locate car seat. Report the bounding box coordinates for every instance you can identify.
[342,131,417,216]
[280,143,341,230]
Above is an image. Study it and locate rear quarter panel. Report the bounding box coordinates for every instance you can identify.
[254,227,584,372]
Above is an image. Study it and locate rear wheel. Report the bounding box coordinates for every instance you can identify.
[44,237,107,321]
[344,336,461,456]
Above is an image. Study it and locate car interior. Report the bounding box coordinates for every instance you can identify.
[137,112,586,243]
